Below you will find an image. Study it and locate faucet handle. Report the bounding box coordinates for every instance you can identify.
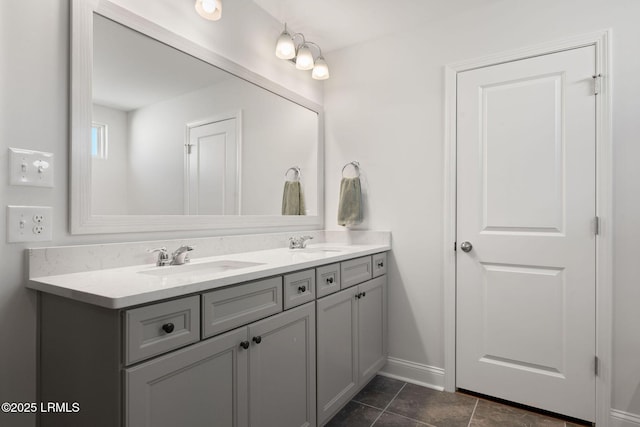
[148,247,169,266]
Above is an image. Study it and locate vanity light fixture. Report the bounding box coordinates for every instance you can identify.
[275,24,330,80]
[195,0,222,21]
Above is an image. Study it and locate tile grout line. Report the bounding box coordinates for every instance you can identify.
[352,400,386,411]
[369,382,407,427]
[467,398,479,427]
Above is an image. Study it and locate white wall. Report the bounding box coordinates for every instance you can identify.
[0,1,321,426]
[92,104,129,214]
[323,0,640,418]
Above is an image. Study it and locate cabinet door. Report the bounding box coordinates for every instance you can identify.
[358,275,387,384]
[126,327,249,427]
[316,287,359,425]
[248,302,316,427]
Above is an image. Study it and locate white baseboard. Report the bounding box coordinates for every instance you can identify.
[378,357,445,391]
[611,409,640,427]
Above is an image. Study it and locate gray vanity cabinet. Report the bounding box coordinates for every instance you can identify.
[316,275,387,426]
[316,286,359,425]
[357,276,388,383]
[126,301,315,427]
[126,327,249,427]
[248,302,316,427]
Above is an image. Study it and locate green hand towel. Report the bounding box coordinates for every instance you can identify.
[337,177,362,226]
[282,181,306,215]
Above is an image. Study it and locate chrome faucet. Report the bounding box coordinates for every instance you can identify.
[289,235,313,249]
[149,245,194,266]
[171,245,194,265]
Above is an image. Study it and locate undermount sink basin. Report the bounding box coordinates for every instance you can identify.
[139,260,264,277]
[294,247,345,254]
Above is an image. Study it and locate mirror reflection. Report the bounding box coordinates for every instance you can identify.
[91,14,318,216]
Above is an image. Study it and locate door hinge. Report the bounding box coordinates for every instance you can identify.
[454,242,457,252]
[594,355,600,376]
[185,144,193,155]
[592,74,602,95]
[593,216,600,235]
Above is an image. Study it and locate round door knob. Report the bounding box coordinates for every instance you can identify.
[161,323,175,334]
[298,285,307,293]
[252,336,262,344]
[326,277,334,284]
[460,241,473,253]
[239,341,250,350]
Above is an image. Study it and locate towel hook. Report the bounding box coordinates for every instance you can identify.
[285,166,301,181]
[341,161,361,178]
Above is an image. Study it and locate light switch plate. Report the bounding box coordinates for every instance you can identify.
[9,148,54,187]
[7,206,53,243]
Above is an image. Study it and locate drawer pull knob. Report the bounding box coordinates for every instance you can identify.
[326,277,334,284]
[252,336,262,344]
[239,341,250,350]
[355,293,361,299]
[161,323,175,334]
[377,261,384,268]
[362,292,366,297]
[298,285,307,293]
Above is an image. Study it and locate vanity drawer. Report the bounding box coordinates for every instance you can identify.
[202,277,283,338]
[125,295,200,365]
[284,269,315,309]
[316,263,341,298]
[341,256,372,289]
[372,252,387,278]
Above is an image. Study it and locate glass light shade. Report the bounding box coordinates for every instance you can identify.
[295,45,314,70]
[195,0,222,21]
[312,56,330,80]
[275,31,296,59]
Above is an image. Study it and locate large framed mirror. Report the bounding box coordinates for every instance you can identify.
[71,0,323,234]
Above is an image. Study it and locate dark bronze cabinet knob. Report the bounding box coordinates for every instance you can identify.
[161,323,175,333]
[252,336,262,344]
[239,341,250,350]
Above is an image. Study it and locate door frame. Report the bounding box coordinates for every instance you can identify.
[443,30,612,425]
[184,110,243,215]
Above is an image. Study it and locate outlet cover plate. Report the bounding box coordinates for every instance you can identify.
[7,206,53,243]
[9,148,54,187]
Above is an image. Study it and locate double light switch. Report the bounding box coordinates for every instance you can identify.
[9,147,54,187]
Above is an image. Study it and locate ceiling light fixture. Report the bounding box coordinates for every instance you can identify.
[275,24,330,80]
[195,0,222,21]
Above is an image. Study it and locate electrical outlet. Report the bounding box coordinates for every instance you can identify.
[9,148,54,188]
[7,206,53,242]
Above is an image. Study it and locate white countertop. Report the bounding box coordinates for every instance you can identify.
[28,243,390,309]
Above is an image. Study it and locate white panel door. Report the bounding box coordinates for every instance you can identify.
[456,46,596,421]
[187,118,238,214]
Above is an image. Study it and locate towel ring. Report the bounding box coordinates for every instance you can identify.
[341,161,361,178]
[285,166,301,181]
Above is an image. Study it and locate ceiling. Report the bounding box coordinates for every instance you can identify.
[252,0,501,53]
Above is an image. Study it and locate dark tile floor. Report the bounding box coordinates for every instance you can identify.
[325,375,591,427]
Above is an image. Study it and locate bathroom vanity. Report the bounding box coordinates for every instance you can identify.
[29,233,389,427]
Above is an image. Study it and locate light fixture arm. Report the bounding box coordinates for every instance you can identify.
[303,41,323,60]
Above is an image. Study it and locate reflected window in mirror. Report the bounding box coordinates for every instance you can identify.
[91,122,108,159]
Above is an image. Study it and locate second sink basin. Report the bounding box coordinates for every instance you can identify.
[139,260,264,277]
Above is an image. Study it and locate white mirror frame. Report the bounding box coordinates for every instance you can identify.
[70,0,324,234]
